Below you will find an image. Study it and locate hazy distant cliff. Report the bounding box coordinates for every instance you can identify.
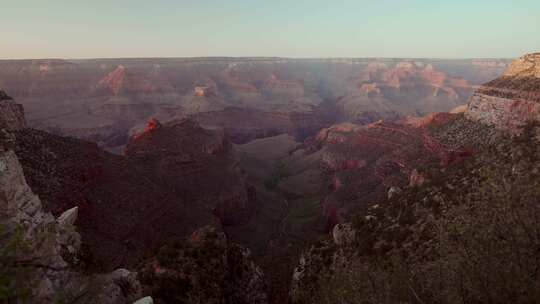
[0,58,509,150]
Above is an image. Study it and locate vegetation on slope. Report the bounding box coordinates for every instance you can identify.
[294,118,540,303]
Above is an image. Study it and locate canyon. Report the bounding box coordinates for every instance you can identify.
[5,53,540,304]
[0,58,509,152]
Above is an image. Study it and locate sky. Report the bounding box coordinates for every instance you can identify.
[1,0,539,59]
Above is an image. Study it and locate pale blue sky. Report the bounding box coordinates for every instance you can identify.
[1,0,539,59]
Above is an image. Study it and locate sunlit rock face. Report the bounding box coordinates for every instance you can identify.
[466,53,540,134]
[503,53,540,78]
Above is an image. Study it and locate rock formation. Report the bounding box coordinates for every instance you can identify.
[466,53,540,133]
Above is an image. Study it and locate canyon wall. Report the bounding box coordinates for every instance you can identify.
[466,53,540,133]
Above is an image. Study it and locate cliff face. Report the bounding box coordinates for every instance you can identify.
[307,113,469,228]
[466,53,540,133]
[503,53,540,78]
[0,101,147,303]
[0,149,149,304]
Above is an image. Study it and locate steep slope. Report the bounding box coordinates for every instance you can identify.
[284,113,470,230]
[10,110,256,272]
[0,95,148,303]
[290,53,540,304]
[1,92,269,303]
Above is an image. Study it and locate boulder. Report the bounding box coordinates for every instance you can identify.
[387,186,403,199]
[133,297,154,304]
[57,206,78,227]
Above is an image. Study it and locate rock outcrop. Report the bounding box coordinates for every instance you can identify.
[0,143,144,303]
[466,53,540,133]
[503,53,540,79]
[0,94,148,303]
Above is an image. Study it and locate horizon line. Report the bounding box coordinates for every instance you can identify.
[0,55,517,61]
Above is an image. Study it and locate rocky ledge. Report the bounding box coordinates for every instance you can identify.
[466,53,540,133]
